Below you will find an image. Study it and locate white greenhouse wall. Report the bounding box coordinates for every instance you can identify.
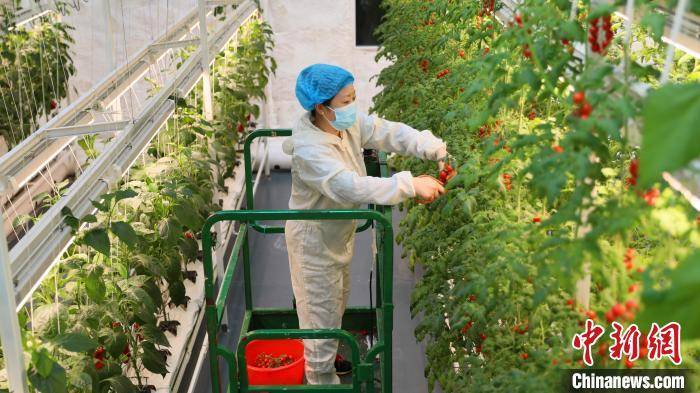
[61,0,196,100]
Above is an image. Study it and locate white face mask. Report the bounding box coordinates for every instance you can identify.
[322,101,357,131]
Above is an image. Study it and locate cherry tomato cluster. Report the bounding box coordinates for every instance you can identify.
[252,353,295,368]
[512,323,529,335]
[479,0,495,16]
[436,68,450,79]
[438,163,455,184]
[572,90,592,119]
[94,346,106,370]
[626,159,639,186]
[552,145,564,153]
[604,300,638,324]
[588,15,613,54]
[419,59,430,73]
[514,14,523,28]
[477,120,500,139]
[561,38,575,55]
[623,247,635,271]
[184,231,195,239]
[641,188,660,206]
[502,173,512,191]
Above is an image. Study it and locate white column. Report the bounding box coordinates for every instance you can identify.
[102,0,115,72]
[198,0,213,121]
[0,214,29,393]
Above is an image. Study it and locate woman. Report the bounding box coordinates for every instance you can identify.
[281,63,449,384]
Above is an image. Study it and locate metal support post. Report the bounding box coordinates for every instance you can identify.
[198,0,214,120]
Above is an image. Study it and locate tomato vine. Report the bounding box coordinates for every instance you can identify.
[373,1,699,391]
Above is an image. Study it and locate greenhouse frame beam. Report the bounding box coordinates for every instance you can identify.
[8,0,258,308]
[206,1,245,6]
[44,120,133,139]
[0,8,200,200]
[11,0,55,26]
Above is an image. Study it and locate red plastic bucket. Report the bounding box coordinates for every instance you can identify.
[245,339,305,385]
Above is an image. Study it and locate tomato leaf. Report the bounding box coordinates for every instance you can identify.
[52,332,98,353]
[83,228,110,257]
[99,375,138,393]
[174,201,203,230]
[640,83,700,187]
[110,221,139,247]
[638,250,700,340]
[113,188,137,202]
[141,341,168,376]
[85,267,106,303]
[28,358,67,393]
[640,12,665,41]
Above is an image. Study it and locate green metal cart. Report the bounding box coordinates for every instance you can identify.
[203,129,395,392]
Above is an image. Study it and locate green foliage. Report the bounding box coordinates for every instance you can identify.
[12,10,275,392]
[639,83,700,187]
[0,6,75,147]
[374,0,699,391]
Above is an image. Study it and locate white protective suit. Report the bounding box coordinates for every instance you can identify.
[282,110,446,384]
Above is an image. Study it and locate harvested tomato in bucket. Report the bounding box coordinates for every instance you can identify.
[245,339,305,385]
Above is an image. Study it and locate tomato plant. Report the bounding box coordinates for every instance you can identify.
[374,0,699,391]
[0,14,275,393]
[0,5,75,147]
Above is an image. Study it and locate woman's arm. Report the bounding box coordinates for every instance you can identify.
[294,144,416,206]
[358,112,447,161]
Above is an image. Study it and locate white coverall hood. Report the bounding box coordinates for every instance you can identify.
[283,110,446,384]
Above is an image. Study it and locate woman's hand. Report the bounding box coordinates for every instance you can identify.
[412,175,445,204]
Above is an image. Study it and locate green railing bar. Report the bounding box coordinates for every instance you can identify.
[203,210,392,233]
[237,310,252,346]
[246,385,355,392]
[236,329,366,393]
[216,224,249,322]
[251,306,375,315]
[244,129,292,213]
[217,346,239,393]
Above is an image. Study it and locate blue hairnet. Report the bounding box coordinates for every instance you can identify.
[295,64,355,111]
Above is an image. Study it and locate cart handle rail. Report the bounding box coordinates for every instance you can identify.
[202,209,394,393]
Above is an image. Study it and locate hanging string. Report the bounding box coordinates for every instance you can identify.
[6,195,28,235]
[1,61,25,141]
[0,79,20,145]
[2,202,22,242]
[54,264,60,334]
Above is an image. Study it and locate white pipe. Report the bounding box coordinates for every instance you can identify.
[0,214,29,393]
[198,0,214,121]
[660,0,689,83]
